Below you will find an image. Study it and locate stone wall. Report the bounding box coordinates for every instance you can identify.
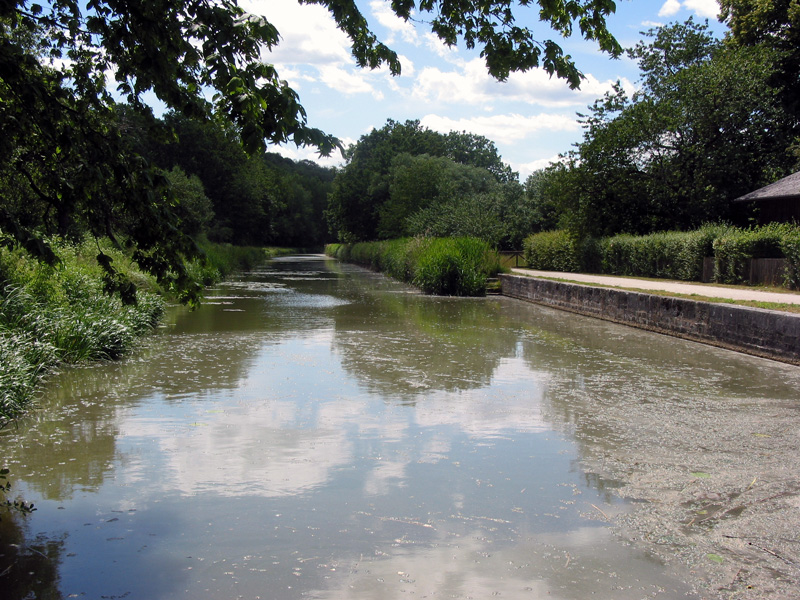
[500,274,800,365]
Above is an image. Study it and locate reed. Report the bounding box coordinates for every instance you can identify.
[0,239,165,424]
[326,237,500,296]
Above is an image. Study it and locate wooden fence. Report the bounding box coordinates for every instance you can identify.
[702,257,787,286]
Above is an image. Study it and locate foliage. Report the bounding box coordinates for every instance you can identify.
[326,237,501,296]
[412,237,499,296]
[523,230,586,272]
[388,0,621,85]
[406,189,512,248]
[145,113,335,248]
[597,225,729,280]
[325,120,516,242]
[191,242,289,286]
[0,238,165,424]
[263,155,335,248]
[781,229,800,289]
[164,166,215,237]
[720,0,800,126]
[0,234,280,423]
[380,154,497,240]
[2,1,620,302]
[542,19,798,238]
[522,169,562,235]
[713,223,799,285]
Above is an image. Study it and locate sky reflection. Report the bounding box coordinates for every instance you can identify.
[0,256,708,599]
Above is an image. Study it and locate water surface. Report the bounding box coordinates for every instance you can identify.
[3,255,797,599]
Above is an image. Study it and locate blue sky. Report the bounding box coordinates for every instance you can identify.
[244,0,729,180]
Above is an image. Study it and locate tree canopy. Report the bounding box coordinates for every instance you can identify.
[720,0,800,125]
[538,19,798,238]
[325,119,516,242]
[1,0,621,302]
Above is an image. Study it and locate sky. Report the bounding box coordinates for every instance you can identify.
[242,0,729,180]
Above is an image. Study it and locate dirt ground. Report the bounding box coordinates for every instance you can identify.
[568,373,800,599]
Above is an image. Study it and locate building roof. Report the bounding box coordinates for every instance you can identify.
[734,171,800,202]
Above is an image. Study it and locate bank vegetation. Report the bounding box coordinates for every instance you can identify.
[326,237,501,296]
[0,237,274,425]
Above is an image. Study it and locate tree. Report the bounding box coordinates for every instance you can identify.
[326,120,515,242]
[406,181,526,248]
[545,19,797,238]
[163,167,214,237]
[719,0,800,125]
[380,153,497,239]
[523,169,561,233]
[1,0,620,301]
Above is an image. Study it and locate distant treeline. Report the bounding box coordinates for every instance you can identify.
[125,110,336,249]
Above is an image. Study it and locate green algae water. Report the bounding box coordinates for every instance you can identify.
[2,255,798,599]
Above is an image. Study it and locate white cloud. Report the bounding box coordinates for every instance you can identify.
[243,0,351,66]
[512,155,563,180]
[420,113,580,146]
[659,0,720,19]
[423,32,458,59]
[241,0,391,100]
[369,0,419,45]
[272,140,351,168]
[319,65,383,98]
[412,58,630,110]
[658,0,682,17]
[684,0,720,18]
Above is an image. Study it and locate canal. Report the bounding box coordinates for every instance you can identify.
[2,255,798,599]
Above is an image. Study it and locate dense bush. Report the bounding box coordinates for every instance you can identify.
[522,230,586,272]
[326,237,500,296]
[713,223,797,285]
[523,223,800,287]
[781,229,800,289]
[0,236,281,424]
[190,241,286,285]
[600,225,729,280]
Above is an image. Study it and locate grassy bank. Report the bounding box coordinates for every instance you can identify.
[0,237,281,425]
[191,239,292,285]
[326,237,501,296]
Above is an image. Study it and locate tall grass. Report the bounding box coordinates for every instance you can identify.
[0,238,165,425]
[326,237,501,296]
[0,236,282,424]
[191,240,289,285]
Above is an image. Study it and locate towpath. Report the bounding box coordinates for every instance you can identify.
[510,268,800,306]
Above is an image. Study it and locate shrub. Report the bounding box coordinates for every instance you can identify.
[781,229,800,289]
[325,237,500,296]
[522,230,583,272]
[713,223,798,284]
[600,225,729,281]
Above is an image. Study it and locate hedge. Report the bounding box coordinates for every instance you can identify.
[712,222,796,285]
[523,223,800,288]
